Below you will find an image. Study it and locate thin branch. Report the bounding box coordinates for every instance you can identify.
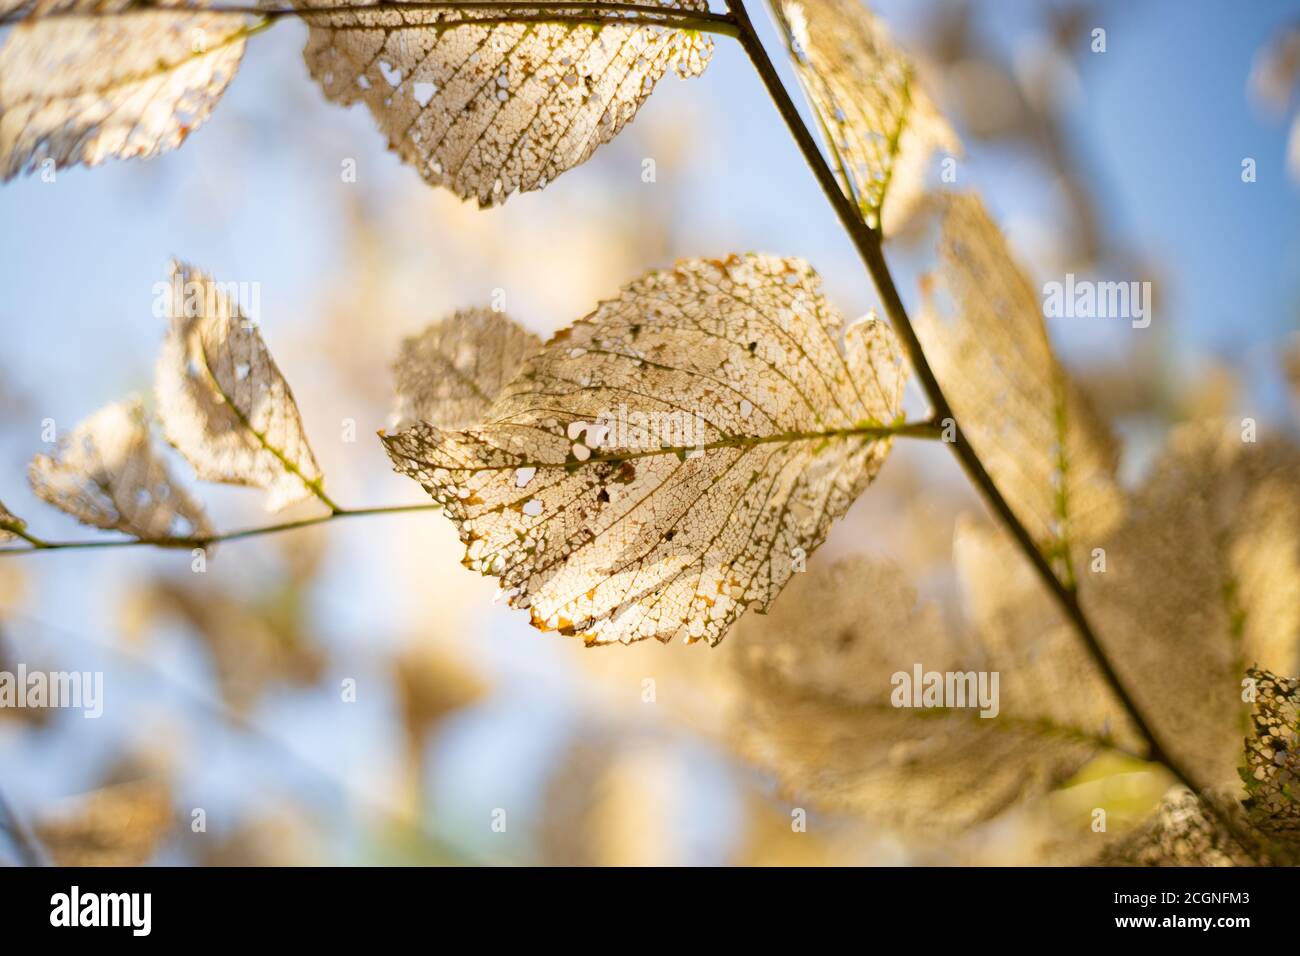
[1,418,941,555]
[0,502,442,556]
[0,1,744,36]
[725,0,1206,798]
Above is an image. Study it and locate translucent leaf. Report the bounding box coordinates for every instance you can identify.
[1242,668,1300,842]
[772,0,959,233]
[1086,421,1300,788]
[0,7,251,180]
[392,307,542,431]
[28,398,211,541]
[731,553,1115,834]
[383,254,906,645]
[0,500,23,543]
[917,193,1123,582]
[156,261,327,512]
[1098,788,1273,867]
[953,516,1138,751]
[301,0,712,207]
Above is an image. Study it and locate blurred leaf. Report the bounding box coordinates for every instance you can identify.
[301,0,712,207]
[28,398,212,540]
[1086,421,1300,788]
[383,254,906,645]
[123,573,327,714]
[156,260,327,512]
[393,644,483,755]
[392,307,542,431]
[730,554,1119,834]
[917,193,1123,583]
[1097,788,1271,867]
[35,779,174,867]
[772,0,959,233]
[0,5,252,180]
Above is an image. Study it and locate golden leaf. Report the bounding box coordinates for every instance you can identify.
[0,5,252,179]
[28,398,212,541]
[1098,788,1271,867]
[1086,421,1300,788]
[301,0,712,207]
[156,261,328,512]
[772,0,959,233]
[35,779,174,867]
[731,553,1119,834]
[392,306,542,431]
[383,254,906,645]
[917,193,1123,582]
[1242,668,1300,842]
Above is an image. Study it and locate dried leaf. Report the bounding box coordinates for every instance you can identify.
[917,194,1123,582]
[0,7,251,180]
[383,254,906,645]
[730,553,1117,834]
[1242,668,1300,841]
[156,260,327,512]
[301,1,712,207]
[1086,421,1300,787]
[773,0,959,233]
[1098,788,1267,867]
[953,517,1138,751]
[393,307,542,431]
[28,398,212,541]
[35,779,174,867]
[0,500,24,543]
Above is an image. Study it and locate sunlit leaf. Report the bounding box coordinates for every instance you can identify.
[392,306,542,431]
[917,193,1123,582]
[1098,788,1272,867]
[28,398,212,541]
[731,552,1123,834]
[0,5,252,180]
[301,0,712,206]
[156,260,327,512]
[772,0,959,233]
[1086,421,1300,788]
[1242,668,1300,842]
[383,254,906,645]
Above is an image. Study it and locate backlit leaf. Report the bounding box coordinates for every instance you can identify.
[156,261,327,512]
[383,254,906,645]
[772,0,959,233]
[917,193,1123,582]
[1242,668,1300,842]
[1098,788,1273,867]
[392,306,542,431]
[1086,421,1300,788]
[301,0,712,206]
[28,398,212,541]
[731,551,1123,834]
[0,5,252,180]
